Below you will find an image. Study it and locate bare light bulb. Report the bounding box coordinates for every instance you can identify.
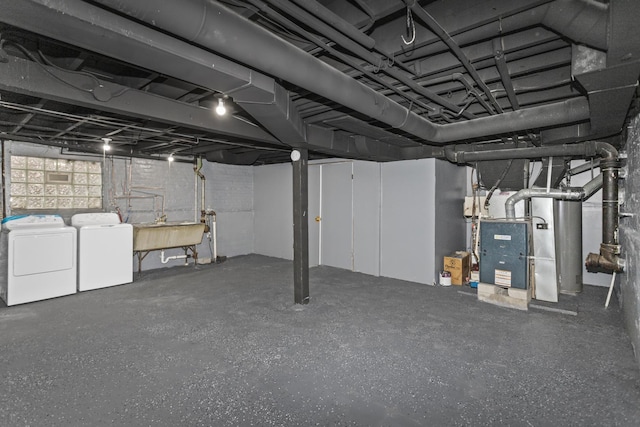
[215,98,226,116]
[168,154,175,162]
[102,137,112,151]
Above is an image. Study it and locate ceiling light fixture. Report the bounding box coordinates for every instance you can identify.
[168,154,175,162]
[215,97,227,116]
[102,137,112,151]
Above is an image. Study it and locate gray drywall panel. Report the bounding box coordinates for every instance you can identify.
[320,162,353,270]
[353,161,381,276]
[253,163,293,260]
[434,159,466,284]
[380,159,435,285]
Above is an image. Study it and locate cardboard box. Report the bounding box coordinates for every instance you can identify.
[443,251,471,285]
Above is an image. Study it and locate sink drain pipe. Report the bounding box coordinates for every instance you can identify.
[160,249,189,265]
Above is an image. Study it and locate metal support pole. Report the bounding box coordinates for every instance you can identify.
[292,149,310,304]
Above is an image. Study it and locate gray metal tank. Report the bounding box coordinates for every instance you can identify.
[554,200,583,294]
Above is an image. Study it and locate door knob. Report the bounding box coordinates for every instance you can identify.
[315,216,321,222]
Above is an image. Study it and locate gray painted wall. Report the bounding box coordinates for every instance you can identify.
[253,163,293,260]
[2,141,254,272]
[621,112,640,366]
[380,159,435,284]
[254,159,466,285]
[380,158,466,285]
[434,160,467,282]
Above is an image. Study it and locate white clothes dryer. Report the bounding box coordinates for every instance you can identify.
[71,213,133,291]
[0,215,77,306]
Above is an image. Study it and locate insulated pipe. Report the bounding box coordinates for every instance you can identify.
[505,187,584,219]
[211,211,218,263]
[92,0,592,144]
[583,173,603,199]
[444,140,617,164]
[194,158,206,226]
[569,159,600,176]
[504,173,602,219]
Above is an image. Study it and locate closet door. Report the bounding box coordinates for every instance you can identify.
[320,162,353,270]
[308,164,321,267]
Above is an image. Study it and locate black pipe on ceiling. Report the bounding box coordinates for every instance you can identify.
[259,0,467,116]
[91,0,592,145]
[402,0,503,114]
[243,0,438,116]
[386,0,609,62]
[290,0,377,50]
[443,139,617,164]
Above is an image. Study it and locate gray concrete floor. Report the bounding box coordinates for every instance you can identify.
[1,254,639,426]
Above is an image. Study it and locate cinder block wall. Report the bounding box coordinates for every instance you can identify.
[621,112,640,366]
[2,141,254,272]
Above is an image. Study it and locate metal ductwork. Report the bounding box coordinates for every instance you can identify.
[205,150,261,166]
[445,140,623,273]
[92,0,592,145]
[504,174,602,218]
[542,0,609,51]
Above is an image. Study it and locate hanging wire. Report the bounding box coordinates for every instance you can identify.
[484,158,514,210]
[401,6,416,45]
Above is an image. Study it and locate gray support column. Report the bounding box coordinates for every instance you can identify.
[292,149,310,304]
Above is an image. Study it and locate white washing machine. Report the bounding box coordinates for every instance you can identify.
[71,213,133,291]
[0,215,77,306]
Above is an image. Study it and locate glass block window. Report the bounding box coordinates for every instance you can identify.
[10,156,102,210]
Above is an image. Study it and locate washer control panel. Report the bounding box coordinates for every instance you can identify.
[1,214,66,230]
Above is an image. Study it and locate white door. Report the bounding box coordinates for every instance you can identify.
[320,162,353,270]
[308,165,321,267]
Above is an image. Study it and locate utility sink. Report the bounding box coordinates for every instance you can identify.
[132,222,205,251]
